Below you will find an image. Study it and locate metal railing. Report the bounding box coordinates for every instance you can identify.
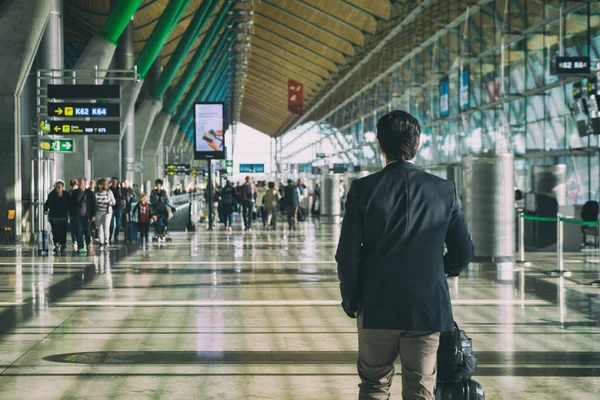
[516,211,599,278]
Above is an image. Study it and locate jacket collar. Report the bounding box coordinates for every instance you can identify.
[384,160,417,170]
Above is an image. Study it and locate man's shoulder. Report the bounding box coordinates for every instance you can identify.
[351,170,383,191]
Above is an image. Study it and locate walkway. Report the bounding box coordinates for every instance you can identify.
[0,219,598,399]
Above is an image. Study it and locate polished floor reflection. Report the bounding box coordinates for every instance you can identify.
[0,219,598,399]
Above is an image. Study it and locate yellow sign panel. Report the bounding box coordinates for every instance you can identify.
[64,107,73,116]
[62,125,70,133]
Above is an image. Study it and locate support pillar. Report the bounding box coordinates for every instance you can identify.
[167,121,181,148]
[0,0,52,241]
[38,0,64,183]
[117,20,135,184]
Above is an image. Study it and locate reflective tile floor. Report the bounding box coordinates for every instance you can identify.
[0,218,598,399]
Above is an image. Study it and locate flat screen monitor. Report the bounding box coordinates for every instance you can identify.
[194,102,225,160]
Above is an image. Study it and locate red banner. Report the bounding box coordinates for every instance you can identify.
[288,80,303,115]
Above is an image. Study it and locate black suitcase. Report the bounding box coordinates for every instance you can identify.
[435,379,485,400]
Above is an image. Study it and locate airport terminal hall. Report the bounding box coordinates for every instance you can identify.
[0,0,599,399]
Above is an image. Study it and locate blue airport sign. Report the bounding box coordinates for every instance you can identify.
[239,164,265,173]
[439,76,449,117]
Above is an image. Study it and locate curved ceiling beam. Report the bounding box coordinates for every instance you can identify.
[251,44,329,80]
[136,0,191,79]
[261,0,361,47]
[252,36,335,74]
[248,59,320,91]
[253,24,343,66]
[249,49,325,84]
[254,12,350,58]
[163,1,234,114]
[296,0,374,34]
[152,0,220,100]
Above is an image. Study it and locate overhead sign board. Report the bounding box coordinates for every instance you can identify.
[166,163,191,176]
[555,56,591,75]
[40,138,74,153]
[333,163,347,174]
[316,152,328,158]
[439,76,449,117]
[49,103,120,118]
[50,121,120,135]
[239,164,265,173]
[288,80,304,115]
[459,67,470,110]
[47,84,120,99]
[194,102,225,160]
[219,160,233,168]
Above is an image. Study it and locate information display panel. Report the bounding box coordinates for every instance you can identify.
[194,102,225,160]
[47,84,120,99]
[50,121,120,135]
[555,56,591,75]
[49,103,120,118]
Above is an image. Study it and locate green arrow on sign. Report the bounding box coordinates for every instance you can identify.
[40,139,74,153]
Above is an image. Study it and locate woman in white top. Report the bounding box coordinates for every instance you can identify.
[95,178,116,248]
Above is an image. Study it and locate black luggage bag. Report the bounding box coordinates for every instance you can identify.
[437,322,478,384]
[435,379,485,400]
[436,321,484,399]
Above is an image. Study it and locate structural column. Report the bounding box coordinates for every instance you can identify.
[118,20,135,183]
[38,0,64,183]
[0,0,52,241]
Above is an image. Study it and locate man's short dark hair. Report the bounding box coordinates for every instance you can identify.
[111,177,118,181]
[376,110,421,161]
[268,181,275,189]
[155,179,163,185]
[287,179,293,185]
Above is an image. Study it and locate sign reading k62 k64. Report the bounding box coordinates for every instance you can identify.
[49,103,120,118]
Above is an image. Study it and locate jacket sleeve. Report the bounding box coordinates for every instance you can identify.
[444,183,474,277]
[108,190,116,207]
[89,191,97,217]
[335,181,363,318]
[44,192,52,213]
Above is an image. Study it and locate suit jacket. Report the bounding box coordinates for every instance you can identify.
[335,161,474,332]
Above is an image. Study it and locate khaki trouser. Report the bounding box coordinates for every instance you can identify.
[357,312,440,400]
[266,206,278,228]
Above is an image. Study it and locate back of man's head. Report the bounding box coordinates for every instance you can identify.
[287,179,293,185]
[376,110,421,162]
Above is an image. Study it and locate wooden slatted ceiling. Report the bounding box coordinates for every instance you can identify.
[64,0,430,137]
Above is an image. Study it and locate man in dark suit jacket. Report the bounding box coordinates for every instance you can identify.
[336,110,474,400]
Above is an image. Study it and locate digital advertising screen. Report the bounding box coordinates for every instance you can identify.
[194,102,225,160]
[459,67,470,110]
[439,76,449,117]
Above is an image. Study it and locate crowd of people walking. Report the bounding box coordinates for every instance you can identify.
[211,176,320,232]
[44,177,173,254]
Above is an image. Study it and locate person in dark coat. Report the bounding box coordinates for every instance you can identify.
[44,179,70,254]
[70,178,96,254]
[335,110,474,399]
[283,179,301,231]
